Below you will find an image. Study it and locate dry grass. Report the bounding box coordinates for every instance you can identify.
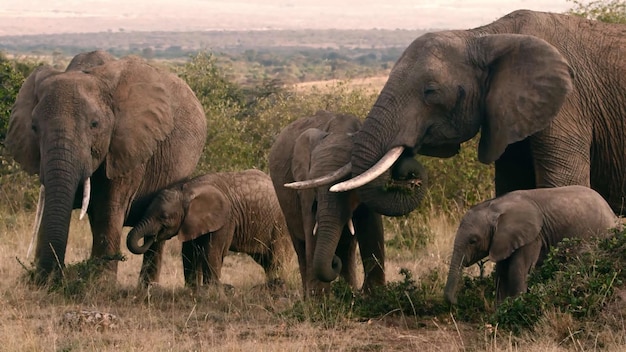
[1,209,625,351]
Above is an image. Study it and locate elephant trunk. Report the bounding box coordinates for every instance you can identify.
[444,248,467,305]
[351,104,428,216]
[312,217,344,283]
[34,156,84,282]
[126,219,159,255]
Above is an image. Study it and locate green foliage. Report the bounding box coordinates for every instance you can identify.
[567,0,626,23]
[493,228,626,333]
[452,274,496,322]
[0,53,26,141]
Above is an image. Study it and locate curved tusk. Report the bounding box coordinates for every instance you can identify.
[284,163,352,189]
[330,146,404,192]
[313,222,318,236]
[27,185,45,258]
[79,177,91,220]
[347,219,355,236]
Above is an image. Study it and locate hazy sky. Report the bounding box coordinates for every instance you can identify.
[0,0,573,35]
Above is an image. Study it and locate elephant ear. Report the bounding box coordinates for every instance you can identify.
[90,57,175,178]
[292,128,329,182]
[489,198,543,262]
[475,34,574,164]
[178,183,230,242]
[5,65,59,175]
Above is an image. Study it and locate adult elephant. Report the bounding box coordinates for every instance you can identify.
[6,50,207,284]
[330,10,626,216]
[269,110,427,297]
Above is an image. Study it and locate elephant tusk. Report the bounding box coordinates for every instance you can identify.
[79,178,91,220]
[347,219,355,236]
[27,185,45,259]
[330,146,404,192]
[284,163,352,189]
[313,222,318,236]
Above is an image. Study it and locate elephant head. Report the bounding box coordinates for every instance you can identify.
[290,128,358,282]
[6,51,179,280]
[443,198,542,304]
[127,181,230,254]
[331,31,573,216]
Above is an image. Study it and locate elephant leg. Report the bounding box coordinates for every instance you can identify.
[494,139,535,196]
[250,249,283,287]
[353,207,385,292]
[89,169,144,280]
[138,241,165,286]
[202,229,231,285]
[182,239,203,288]
[292,236,309,294]
[495,239,542,303]
[335,229,358,288]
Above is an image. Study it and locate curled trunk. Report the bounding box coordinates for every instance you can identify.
[312,219,344,283]
[127,219,159,255]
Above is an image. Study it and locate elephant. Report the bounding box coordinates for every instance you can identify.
[327,10,626,217]
[444,185,618,304]
[5,50,208,284]
[268,110,427,297]
[126,169,292,288]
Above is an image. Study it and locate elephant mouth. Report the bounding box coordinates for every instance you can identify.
[383,177,423,193]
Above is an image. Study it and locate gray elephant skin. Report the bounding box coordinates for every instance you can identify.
[127,169,292,288]
[330,10,626,217]
[444,185,618,304]
[5,50,207,284]
[269,110,427,297]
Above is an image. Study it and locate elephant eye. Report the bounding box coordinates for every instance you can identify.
[423,85,440,104]
[31,124,38,133]
[90,120,99,129]
[468,236,478,245]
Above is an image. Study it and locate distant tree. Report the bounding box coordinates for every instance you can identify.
[567,0,626,23]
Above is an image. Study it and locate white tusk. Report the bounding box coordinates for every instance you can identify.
[79,177,91,220]
[27,185,45,259]
[313,222,318,236]
[347,219,355,236]
[330,146,404,192]
[284,163,352,189]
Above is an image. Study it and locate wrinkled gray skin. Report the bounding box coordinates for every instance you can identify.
[445,185,618,305]
[269,111,427,297]
[338,10,626,217]
[5,50,207,284]
[127,169,292,287]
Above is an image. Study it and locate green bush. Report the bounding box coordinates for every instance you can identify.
[567,0,626,24]
[493,228,626,333]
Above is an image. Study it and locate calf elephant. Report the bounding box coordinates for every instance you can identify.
[329,10,626,217]
[269,110,427,297]
[127,169,292,288]
[6,50,207,284]
[444,185,618,304]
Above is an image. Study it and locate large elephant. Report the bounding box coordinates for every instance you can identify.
[126,169,292,288]
[329,10,626,217]
[444,185,618,304]
[269,110,427,297]
[6,50,207,284]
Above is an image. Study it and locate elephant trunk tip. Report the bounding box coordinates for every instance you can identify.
[314,255,342,283]
[126,231,156,255]
[444,289,458,305]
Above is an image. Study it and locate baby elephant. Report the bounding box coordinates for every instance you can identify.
[444,185,618,304]
[127,169,291,288]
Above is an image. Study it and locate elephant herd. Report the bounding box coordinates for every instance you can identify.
[5,10,626,304]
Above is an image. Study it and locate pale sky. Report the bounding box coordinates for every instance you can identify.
[0,0,573,35]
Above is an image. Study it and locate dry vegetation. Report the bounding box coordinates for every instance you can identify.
[2,205,625,351]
